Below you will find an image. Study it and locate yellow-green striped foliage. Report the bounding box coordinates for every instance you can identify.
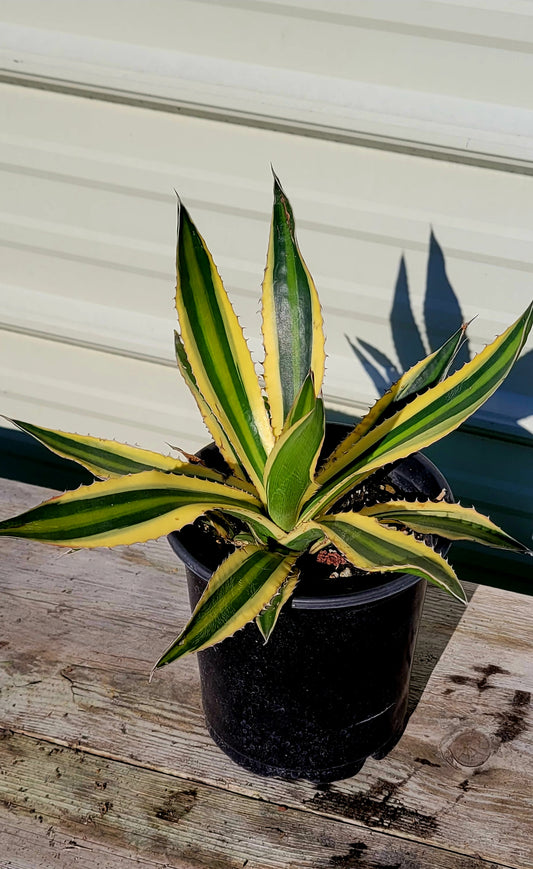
[0,175,531,669]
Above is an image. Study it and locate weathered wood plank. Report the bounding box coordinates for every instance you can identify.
[1,479,532,867]
[0,816,179,869]
[0,730,511,869]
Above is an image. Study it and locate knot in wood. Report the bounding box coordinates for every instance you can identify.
[442,728,493,768]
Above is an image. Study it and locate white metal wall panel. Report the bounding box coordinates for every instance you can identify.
[1,0,533,166]
[1,83,532,449]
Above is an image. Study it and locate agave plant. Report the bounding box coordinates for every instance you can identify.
[1,176,531,672]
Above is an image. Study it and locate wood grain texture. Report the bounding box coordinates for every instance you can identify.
[0,730,511,869]
[0,479,532,868]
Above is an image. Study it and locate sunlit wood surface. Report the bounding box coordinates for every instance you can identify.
[1,478,531,868]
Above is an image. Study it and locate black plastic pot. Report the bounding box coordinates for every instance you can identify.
[168,428,452,783]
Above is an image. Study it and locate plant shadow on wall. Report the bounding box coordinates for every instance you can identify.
[348,231,533,439]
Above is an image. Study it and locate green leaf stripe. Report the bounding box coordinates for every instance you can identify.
[265,396,325,532]
[220,506,285,546]
[361,501,529,553]
[262,174,325,435]
[174,333,247,481]
[0,471,262,547]
[154,546,297,666]
[176,203,273,495]
[256,569,300,642]
[282,371,318,431]
[318,323,466,481]
[394,322,467,402]
[10,419,189,479]
[308,303,533,518]
[318,514,466,602]
[279,521,325,552]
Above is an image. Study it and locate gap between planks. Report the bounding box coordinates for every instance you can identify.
[0,729,513,869]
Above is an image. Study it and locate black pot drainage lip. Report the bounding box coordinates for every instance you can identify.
[168,451,452,613]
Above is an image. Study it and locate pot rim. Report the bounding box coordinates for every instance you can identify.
[168,450,453,612]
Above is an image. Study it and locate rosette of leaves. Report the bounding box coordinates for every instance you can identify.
[1,175,531,671]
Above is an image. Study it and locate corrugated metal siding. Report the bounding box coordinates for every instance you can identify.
[0,1,532,562]
[2,0,533,165]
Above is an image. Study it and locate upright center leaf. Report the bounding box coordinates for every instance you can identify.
[262,174,325,436]
[264,396,325,532]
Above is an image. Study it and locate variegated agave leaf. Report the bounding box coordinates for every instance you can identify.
[256,569,300,642]
[304,302,533,520]
[8,418,198,479]
[264,385,325,532]
[175,201,274,500]
[0,471,264,548]
[262,173,325,437]
[360,501,529,553]
[318,322,467,478]
[0,178,531,670]
[316,513,466,602]
[153,546,298,667]
[173,332,248,483]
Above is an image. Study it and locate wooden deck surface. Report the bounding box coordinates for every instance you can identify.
[0,477,532,869]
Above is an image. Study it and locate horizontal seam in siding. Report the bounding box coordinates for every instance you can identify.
[1,72,533,178]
